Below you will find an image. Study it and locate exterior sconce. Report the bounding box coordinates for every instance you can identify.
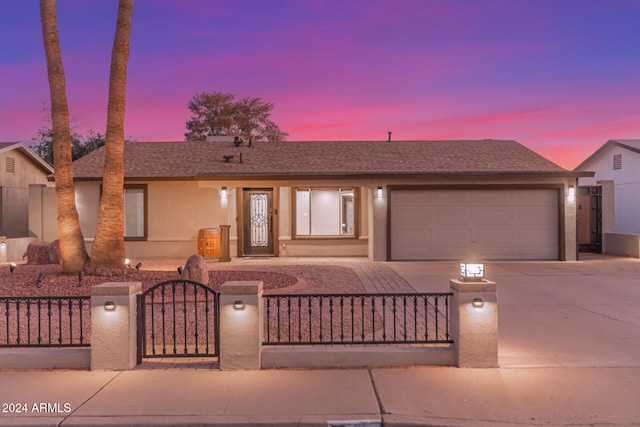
[135,262,142,270]
[567,185,576,203]
[460,263,485,282]
[124,258,131,268]
[9,262,16,275]
[221,187,228,200]
[472,297,484,308]
[376,186,383,198]
[233,300,245,310]
[104,301,116,311]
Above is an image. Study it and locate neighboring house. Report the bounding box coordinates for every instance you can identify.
[42,138,587,262]
[575,139,640,256]
[0,142,53,261]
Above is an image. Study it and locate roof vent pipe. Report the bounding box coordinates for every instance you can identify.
[388,131,392,142]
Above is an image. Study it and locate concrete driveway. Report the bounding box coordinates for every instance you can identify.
[387,254,640,368]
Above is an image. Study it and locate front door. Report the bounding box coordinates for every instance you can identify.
[242,188,275,256]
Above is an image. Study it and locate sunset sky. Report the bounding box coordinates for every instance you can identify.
[1,0,639,169]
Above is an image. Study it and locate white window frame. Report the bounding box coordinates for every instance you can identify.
[294,187,357,238]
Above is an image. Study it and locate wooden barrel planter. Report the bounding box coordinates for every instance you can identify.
[197,228,221,259]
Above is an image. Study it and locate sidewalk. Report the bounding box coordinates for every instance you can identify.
[1,366,639,426]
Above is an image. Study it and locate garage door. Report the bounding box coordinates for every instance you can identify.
[390,189,559,261]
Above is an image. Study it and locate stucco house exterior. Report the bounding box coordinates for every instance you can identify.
[0,142,53,262]
[575,139,640,257]
[40,138,587,262]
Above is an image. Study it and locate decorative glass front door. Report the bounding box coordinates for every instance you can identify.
[242,189,275,255]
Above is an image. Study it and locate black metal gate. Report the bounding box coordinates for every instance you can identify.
[578,185,602,253]
[137,280,219,361]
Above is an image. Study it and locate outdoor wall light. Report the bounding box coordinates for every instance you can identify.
[376,186,383,198]
[460,263,485,282]
[124,258,131,268]
[104,301,116,311]
[221,187,228,200]
[135,262,142,270]
[233,300,245,310]
[567,185,576,203]
[9,262,16,275]
[177,266,183,275]
[472,297,484,308]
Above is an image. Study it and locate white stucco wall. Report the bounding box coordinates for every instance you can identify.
[578,145,640,234]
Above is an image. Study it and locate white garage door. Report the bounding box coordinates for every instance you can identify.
[390,189,559,261]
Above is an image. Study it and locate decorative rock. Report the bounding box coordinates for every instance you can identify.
[180,254,209,284]
[49,240,62,265]
[27,241,51,265]
[26,240,63,265]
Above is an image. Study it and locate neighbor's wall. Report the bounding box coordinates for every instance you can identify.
[578,145,640,234]
[0,149,50,238]
[605,233,640,258]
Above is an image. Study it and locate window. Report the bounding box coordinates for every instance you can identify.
[295,188,356,237]
[124,185,147,240]
[613,154,622,170]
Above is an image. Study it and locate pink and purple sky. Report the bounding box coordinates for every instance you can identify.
[1,0,639,169]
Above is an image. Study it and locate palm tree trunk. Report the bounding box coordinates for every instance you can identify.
[86,0,134,275]
[40,0,88,273]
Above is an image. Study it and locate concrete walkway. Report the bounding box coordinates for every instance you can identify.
[2,255,640,426]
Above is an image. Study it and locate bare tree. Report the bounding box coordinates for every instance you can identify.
[40,0,88,273]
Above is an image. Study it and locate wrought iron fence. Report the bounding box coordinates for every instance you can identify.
[263,293,453,345]
[0,296,91,347]
[137,279,220,359]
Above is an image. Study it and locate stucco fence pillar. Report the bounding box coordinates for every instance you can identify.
[219,281,263,370]
[91,282,141,371]
[0,236,6,263]
[450,279,498,368]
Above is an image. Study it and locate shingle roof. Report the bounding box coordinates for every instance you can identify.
[71,139,581,180]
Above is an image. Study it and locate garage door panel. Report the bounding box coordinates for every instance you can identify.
[390,189,559,261]
[432,208,473,222]
[517,210,556,222]
[476,207,513,223]
[474,191,515,205]
[476,226,514,242]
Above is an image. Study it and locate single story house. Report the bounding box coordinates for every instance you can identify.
[39,138,588,261]
[0,142,54,262]
[574,139,640,256]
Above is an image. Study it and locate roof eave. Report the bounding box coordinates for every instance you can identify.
[69,170,589,182]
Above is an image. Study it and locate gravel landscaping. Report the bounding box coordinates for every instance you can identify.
[1,260,375,350]
[0,261,366,297]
